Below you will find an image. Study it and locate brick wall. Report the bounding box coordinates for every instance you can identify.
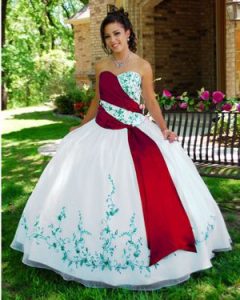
[226,19,236,97]
[72,0,238,98]
[153,0,216,95]
[74,0,162,88]
[235,22,240,97]
[75,0,115,86]
[200,0,216,92]
[74,23,91,86]
[89,0,115,66]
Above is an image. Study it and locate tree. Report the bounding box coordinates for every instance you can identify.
[1,0,8,110]
[2,0,89,109]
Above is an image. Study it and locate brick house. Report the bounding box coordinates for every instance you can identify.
[66,0,240,98]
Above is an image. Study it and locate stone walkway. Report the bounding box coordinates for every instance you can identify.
[38,140,62,156]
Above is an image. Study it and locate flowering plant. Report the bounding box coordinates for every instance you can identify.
[71,83,95,117]
[157,87,240,112]
[71,83,95,104]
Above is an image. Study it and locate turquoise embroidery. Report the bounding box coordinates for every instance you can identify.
[20,175,216,274]
[195,216,216,244]
[117,71,142,103]
[20,175,154,276]
[100,100,145,127]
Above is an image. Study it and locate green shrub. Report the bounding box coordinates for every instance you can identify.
[3,48,75,108]
[54,95,74,115]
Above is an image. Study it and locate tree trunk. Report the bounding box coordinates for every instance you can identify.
[1,0,8,110]
[1,0,7,46]
[1,83,8,110]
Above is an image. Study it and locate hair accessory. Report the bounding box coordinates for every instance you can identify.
[107,5,128,18]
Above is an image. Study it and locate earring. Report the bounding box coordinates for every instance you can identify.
[127,37,130,41]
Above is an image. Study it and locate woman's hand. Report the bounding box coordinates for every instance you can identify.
[162,129,179,143]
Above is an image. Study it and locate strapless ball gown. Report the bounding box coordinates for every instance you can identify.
[11,70,232,290]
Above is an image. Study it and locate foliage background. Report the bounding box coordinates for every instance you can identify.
[2,0,89,109]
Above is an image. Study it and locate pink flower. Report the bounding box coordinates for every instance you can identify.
[221,103,232,111]
[198,101,205,111]
[176,96,181,100]
[162,89,172,98]
[237,103,240,112]
[212,91,225,104]
[172,103,178,110]
[74,102,84,110]
[200,91,210,101]
[139,104,145,110]
[179,102,188,109]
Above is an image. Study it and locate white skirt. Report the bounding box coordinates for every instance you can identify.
[11,117,232,290]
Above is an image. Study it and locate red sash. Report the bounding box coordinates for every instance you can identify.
[96,71,196,265]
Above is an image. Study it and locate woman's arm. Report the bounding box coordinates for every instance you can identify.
[70,63,101,131]
[141,61,178,143]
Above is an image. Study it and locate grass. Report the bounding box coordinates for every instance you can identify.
[2,106,240,300]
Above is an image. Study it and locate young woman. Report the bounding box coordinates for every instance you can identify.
[11,7,232,290]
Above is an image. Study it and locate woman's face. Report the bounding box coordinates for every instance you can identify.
[103,22,130,53]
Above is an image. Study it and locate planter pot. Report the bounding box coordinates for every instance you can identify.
[74,102,84,111]
[163,104,173,111]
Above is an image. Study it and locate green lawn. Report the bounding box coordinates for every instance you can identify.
[2,106,240,300]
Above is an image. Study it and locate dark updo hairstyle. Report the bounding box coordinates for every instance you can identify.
[100,6,137,54]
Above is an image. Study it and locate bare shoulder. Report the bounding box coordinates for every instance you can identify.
[132,54,152,77]
[141,58,153,76]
